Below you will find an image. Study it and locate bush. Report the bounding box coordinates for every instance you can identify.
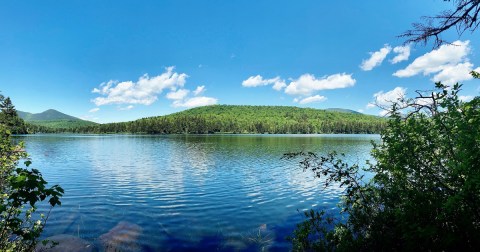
[0,125,63,251]
[287,77,480,251]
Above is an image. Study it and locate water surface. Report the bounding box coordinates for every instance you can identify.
[18,134,378,251]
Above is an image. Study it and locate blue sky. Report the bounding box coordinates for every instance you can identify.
[1,0,479,123]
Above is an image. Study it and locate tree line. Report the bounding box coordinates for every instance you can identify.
[41,105,387,134]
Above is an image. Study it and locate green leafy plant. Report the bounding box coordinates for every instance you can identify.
[0,125,63,251]
[286,74,480,251]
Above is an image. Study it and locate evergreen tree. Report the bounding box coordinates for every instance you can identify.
[0,93,27,134]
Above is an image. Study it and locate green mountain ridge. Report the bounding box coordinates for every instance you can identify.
[18,109,81,121]
[20,105,385,134]
[18,109,97,129]
[74,105,385,134]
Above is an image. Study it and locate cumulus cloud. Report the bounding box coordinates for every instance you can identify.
[89,108,100,113]
[242,75,269,87]
[393,40,478,84]
[391,44,411,64]
[297,95,327,104]
[394,41,470,77]
[193,85,206,96]
[360,45,392,71]
[373,87,407,105]
[91,67,219,109]
[367,87,407,115]
[172,96,218,108]
[415,97,434,106]
[272,80,287,91]
[166,85,217,108]
[284,73,356,96]
[242,72,355,104]
[242,75,286,90]
[92,67,188,106]
[166,89,190,100]
[431,63,480,85]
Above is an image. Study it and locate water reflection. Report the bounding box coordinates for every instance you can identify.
[17,134,379,251]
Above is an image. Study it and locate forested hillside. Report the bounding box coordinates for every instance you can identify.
[69,105,386,134]
[18,109,97,129]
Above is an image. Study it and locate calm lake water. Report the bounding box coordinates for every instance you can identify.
[18,134,379,251]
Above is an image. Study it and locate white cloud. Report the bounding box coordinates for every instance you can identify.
[243,72,355,103]
[92,67,219,109]
[459,95,474,102]
[368,87,407,115]
[373,87,406,106]
[391,44,411,64]
[172,96,218,108]
[92,66,188,106]
[431,63,480,85]
[242,75,267,87]
[89,108,100,113]
[119,105,134,111]
[193,85,206,96]
[415,97,433,106]
[242,75,286,90]
[166,89,190,100]
[360,45,392,71]
[297,95,327,104]
[393,40,471,80]
[166,85,217,108]
[284,73,356,96]
[272,80,287,91]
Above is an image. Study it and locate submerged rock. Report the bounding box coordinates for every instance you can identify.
[35,234,94,252]
[99,221,143,252]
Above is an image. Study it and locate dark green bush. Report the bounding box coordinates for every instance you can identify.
[288,76,480,251]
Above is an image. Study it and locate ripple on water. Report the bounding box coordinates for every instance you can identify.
[17,134,378,251]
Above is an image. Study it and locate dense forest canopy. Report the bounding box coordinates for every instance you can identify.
[42,105,386,134]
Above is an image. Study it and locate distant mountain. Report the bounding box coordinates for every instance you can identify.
[18,109,97,129]
[18,109,80,121]
[325,108,362,114]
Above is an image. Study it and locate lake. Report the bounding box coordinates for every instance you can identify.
[18,134,379,251]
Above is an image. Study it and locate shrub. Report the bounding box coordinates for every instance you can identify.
[287,77,480,251]
[0,125,63,251]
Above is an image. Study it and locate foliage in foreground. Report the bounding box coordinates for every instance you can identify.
[287,79,480,251]
[0,125,63,251]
